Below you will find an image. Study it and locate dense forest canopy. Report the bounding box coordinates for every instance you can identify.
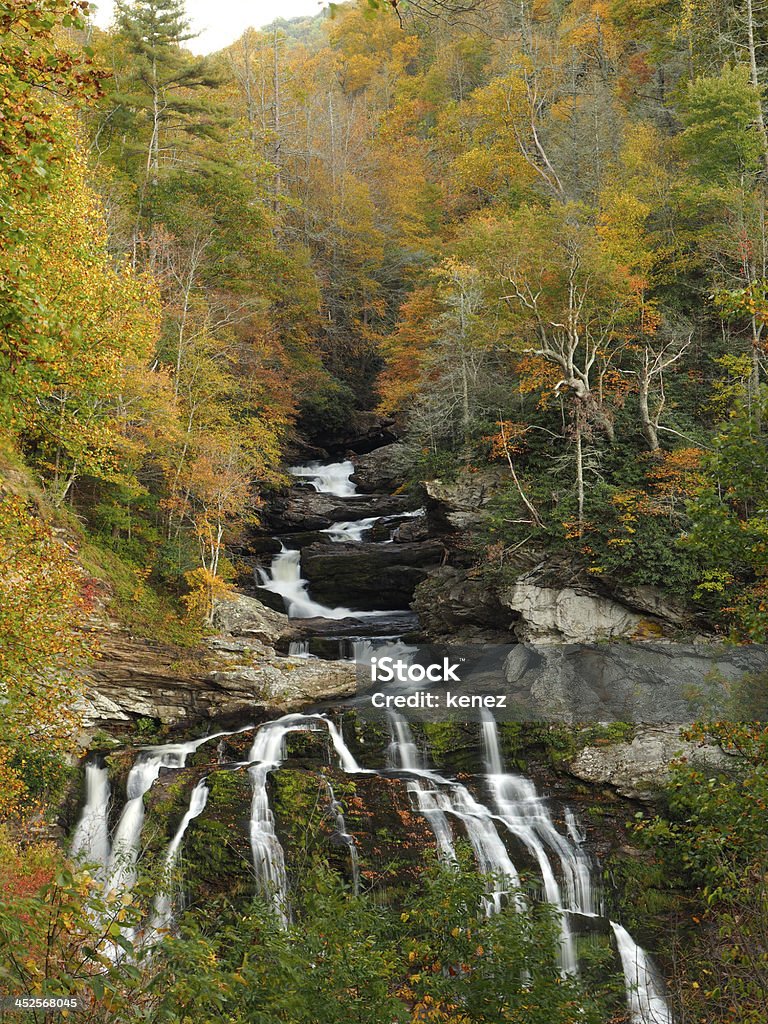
[3,0,768,641]
[2,1,768,1021]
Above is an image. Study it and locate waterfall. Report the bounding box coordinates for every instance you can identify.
[479,715,671,1017]
[70,760,111,877]
[322,516,381,543]
[387,714,457,864]
[481,714,596,917]
[288,640,311,656]
[246,713,366,921]
[258,545,380,620]
[288,460,357,497]
[105,729,249,897]
[72,710,674,1021]
[387,713,520,910]
[611,923,673,1024]
[151,779,210,934]
[323,778,360,896]
[480,715,586,973]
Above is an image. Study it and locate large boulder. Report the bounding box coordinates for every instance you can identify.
[412,567,517,642]
[211,593,296,645]
[351,443,410,493]
[500,640,768,725]
[300,540,445,610]
[567,726,730,801]
[79,626,357,734]
[425,466,505,532]
[501,580,648,643]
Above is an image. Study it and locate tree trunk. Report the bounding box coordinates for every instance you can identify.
[746,0,768,177]
[575,422,584,534]
[638,370,660,451]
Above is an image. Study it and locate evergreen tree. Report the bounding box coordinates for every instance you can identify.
[111,0,219,190]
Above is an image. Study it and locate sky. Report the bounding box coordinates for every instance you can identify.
[90,0,329,54]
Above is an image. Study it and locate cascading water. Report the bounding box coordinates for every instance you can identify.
[612,923,673,1024]
[288,461,357,497]
[71,760,111,878]
[95,728,250,897]
[387,713,522,914]
[246,713,364,922]
[72,710,674,1022]
[323,777,360,896]
[151,779,210,934]
[322,517,381,543]
[257,545,363,619]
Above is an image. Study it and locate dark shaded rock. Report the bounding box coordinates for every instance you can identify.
[322,411,398,456]
[391,516,429,543]
[351,443,410,493]
[268,488,418,531]
[412,566,517,642]
[425,466,506,533]
[292,610,420,640]
[502,640,768,726]
[301,540,445,610]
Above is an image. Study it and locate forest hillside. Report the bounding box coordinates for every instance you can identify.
[1,2,768,1022]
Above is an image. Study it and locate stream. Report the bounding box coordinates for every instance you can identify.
[71,458,673,1023]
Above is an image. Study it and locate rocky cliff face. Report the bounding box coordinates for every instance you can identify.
[80,598,356,737]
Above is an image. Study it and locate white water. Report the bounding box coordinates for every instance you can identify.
[70,762,111,877]
[322,516,381,543]
[387,714,521,913]
[73,711,673,1022]
[288,640,311,657]
[151,779,210,933]
[324,778,360,895]
[258,545,384,620]
[289,460,357,497]
[105,729,249,896]
[611,922,673,1024]
[247,713,365,921]
[480,715,591,974]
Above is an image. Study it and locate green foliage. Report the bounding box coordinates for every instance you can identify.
[633,722,768,1022]
[681,66,763,183]
[686,397,768,638]
[0,849,620,1024]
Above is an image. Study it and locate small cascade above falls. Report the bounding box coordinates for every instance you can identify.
[258,460,427,625]
[288,460,357,497]
[257,545,359,620]
[322,516,381,543]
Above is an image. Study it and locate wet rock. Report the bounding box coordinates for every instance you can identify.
[412,567,517,642]
[322,411,398,456]
[391,516,429,543]
[502,640,768,725]
[351,443,410,493]
[268,489,418,531]
[300,540,445,610]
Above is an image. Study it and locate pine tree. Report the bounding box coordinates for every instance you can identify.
[112,0,219,188]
